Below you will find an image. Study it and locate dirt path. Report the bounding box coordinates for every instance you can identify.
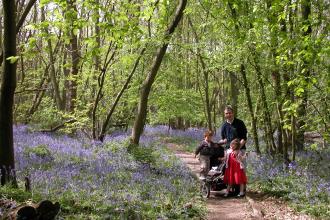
[171,145,314,220]
[174,150,254,220]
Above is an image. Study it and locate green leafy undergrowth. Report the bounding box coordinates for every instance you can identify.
[0,184,37,203]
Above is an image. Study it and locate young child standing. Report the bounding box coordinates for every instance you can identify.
[223,139,247,197]
[194,130,216,179]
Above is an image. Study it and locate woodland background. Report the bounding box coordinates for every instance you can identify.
[0,0,329,218]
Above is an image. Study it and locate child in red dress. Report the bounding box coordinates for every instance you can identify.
[223,139,247,197]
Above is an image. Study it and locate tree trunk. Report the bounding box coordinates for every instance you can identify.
[266,0,290,155]
[0,0,37,67]
[187,17,212,130]
[62,47,69,109]
[296,0,312,150]
[240,64,260,154]
[0,16,2,55]
[41,7,63,110]
[229,71,238,114]
[252,55,276,154]
[25,66,50,123]
[131,0,187,145]
[282,0,297,163]
[98,47,146,141]
[92,46,116,139]
[291,114,296,161]
[66,0,80,112]
[0,0,17,185]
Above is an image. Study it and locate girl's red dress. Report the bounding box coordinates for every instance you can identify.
[224,152,247,185]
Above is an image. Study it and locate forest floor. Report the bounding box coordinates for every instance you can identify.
[167,143,315,220]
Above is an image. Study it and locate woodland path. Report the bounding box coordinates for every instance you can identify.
[173,149,254,220]
[167,143,314,220]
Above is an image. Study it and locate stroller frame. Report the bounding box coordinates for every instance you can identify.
[200,163,227,198]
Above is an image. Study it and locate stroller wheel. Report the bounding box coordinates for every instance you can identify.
[200,182,211,198]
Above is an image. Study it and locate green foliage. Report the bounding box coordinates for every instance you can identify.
[29,97,63,129]
[127,142,156,165]
[0,185,35,202]
[24,144,52,158]
[6,56,19,64]
[149,88,204,125]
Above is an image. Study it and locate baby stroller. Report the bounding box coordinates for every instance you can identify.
[200,162,227,198]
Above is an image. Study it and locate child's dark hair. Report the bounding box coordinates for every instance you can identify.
[230,139,240,150]
[204,130,213,137]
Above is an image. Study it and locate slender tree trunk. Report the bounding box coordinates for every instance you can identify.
[266,0,290,155]
[0,0,17,185]
[291,113,296,161]
[240,64,260,154]
[92,68,106,139]
[227,2,241,115]
[199,55,212,130]
[62,48,69,109]
[98,47,146,141]
[25,66,50,123]
[287,0,296,162]
[229,71,238,114]
[131,0,187,145]
[92,46,116,139]
[41,7,63,110]
[296,0,312,150]
[66,0,80,112]
[187,17,212,130]
[252,55,276,154]
[0,16,2,57]
[93,0,101,75]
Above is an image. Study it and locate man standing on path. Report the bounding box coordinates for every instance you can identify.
[220,105,247,151]
[220,105,248,194]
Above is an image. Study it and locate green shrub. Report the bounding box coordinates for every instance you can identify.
[24,144,52,158]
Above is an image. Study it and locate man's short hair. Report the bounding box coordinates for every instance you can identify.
[224,105,234,112]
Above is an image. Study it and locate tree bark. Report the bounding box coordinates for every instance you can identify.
[187,17,212,130]
[25,66,50,123]
[41,7,63,110]
[0,0,37,67]
[0,16,2,54]
[250,54,276,154]
[0,0,17,185]
[240,64,260,154]
[62,47,69,110]
[66,0,80,112]
[92,46,116,139]
[131,0,187,145]
[266,0,285,154]
[296,0,312,150]
[229,71,238,114]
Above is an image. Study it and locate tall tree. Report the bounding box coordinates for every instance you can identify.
[66,0,80,112]
[0,0,17,185]
[41,6,63,110]
[296,0,312,150]
[131,0,187,145]
[188,17,213,130]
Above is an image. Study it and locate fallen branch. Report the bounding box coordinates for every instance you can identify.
[0,199,60,220]
[39,119,77,132]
